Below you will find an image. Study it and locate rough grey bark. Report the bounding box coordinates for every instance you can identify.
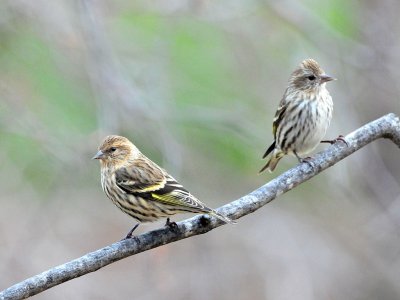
[1,113,399,300]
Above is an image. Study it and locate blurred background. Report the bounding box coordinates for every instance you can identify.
[1,0,400,299]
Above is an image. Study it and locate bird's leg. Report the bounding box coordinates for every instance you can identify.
[124,223,140,240]
[321,135,348,146]
[294,151,314,169]
[165,217,178,229]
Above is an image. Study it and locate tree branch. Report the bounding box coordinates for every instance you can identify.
[1,113,400,300]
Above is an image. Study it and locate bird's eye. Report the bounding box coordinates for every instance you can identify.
[307,75,316,81]
[110,147,117,152]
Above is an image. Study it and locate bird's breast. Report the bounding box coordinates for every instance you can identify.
[101,171,121,200]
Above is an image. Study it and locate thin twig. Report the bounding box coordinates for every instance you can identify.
[1,113,399,300]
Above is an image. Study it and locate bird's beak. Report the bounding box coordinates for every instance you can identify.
[92,150,105,160]
[320,74,336,83]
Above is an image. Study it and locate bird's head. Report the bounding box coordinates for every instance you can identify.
[289,59,335,92]
[93,135,140,168]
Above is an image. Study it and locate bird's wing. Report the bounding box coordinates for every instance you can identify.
[272,99,288,139]
[115,157,167,193]
[261,97,288,159]
[150,175,211,212]
[115,158,211,213]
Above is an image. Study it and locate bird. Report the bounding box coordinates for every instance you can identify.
[260,58,341,173]
[93,135,235,238]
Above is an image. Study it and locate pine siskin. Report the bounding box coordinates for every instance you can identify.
[93,135,235,238]
[260,59,336,173]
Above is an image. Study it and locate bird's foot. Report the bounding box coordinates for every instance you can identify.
[165,218,178,229]
[321,135,348,146]
[123,223,140,240]
[299,156,315,169]
[294,151,315,169]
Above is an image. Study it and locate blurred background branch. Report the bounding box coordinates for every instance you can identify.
[1,113,399,300]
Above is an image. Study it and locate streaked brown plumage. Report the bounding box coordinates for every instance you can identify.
[94,135,234,237]
[260,59,336,173]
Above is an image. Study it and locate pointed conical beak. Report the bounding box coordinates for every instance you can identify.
[320,74,336,83]
[92,150,104,160]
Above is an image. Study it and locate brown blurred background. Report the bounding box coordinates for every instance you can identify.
[1,0,400,299]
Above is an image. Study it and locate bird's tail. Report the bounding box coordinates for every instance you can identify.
[210,211,236,224]
[262,141,276,159]
[259,148,284,173]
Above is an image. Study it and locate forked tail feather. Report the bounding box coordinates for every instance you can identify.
[259,149,284,173]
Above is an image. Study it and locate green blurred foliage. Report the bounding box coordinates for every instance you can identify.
[2,1,400,300]
[4,33,95,133]
[0,1,394,196]
[1,132,55,192]
[310,0,358,37]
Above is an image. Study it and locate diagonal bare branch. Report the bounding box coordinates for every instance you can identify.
[1,113,399,300]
